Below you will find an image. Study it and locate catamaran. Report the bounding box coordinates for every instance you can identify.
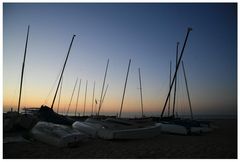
[159,28,212,135]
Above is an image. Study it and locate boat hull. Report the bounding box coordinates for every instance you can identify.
[97,123,162,140]
[161,123,188,135]
[72,121,103,138]
[160,122,212,135]
[31,121,88,147]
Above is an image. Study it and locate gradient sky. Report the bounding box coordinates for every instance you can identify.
[3,3,237,117]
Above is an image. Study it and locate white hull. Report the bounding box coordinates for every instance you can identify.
[72,121,103,138]
[161,123,188,135]
[31,121,88,147]
[160,122,212,135]
[97,123,162,140]
[191,126,212,133]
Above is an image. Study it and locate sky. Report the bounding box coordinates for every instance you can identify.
[3,3,237,117]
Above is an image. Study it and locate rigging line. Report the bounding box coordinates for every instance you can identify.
[75,79,81,117]
[57,76,64,114]
[179,67,185,116]
[177,68,183,116]
[91,81,96,116]
[179,67,187,117]
[172,42,179,117]
[44,43,70,105]
[182,61,193,120]
[66,78,78,116]
[97,59,109,116]
[10,84,18,110]
[101,84,109,110]
[138,68,144,118]
[44,69,61,105]
[83,80,88,116]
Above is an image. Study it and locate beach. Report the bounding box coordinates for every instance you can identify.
[3,119,237,159]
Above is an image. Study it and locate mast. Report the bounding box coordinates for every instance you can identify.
[101,84,109,108]
[138,68,144,118]
[57,77,63,114]
[97,59,109,116]
[83,80,88,116]
[75,79,81,116]
[17,25,30,114]
[182,61,193,120]
[167,61,172,117]
[94,99,98,116]
[91,81,96,116]
[161,28,192,118]
[119,59,131,118]
[172,42,179,117]
[51,34,76,109]
[66,78,78,116]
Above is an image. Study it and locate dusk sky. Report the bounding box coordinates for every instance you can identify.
[3,3,237,117]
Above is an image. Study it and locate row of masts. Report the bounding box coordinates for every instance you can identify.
[55,78,102,116]
[17,25,193,119]
[55,59,143,117]
[58,78,106,116]
[16,26,145,117]
[167,52,193,119]
[47,36,145,117]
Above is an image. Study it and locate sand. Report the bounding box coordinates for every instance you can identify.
[3,119,237,159]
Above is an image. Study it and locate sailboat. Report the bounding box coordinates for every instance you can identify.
[4,25,40,132]
[30,34,91,147]
[82,59,161,140]
[37,35,76,126]
[96,119,161,140]
[159,28,212,135]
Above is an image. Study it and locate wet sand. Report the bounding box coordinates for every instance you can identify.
[3,119,237,159]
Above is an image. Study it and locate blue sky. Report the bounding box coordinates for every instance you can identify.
[3,3,237,117]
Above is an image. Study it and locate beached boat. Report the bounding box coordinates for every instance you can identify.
[38,105,75,125]
[73,117,161,140]
[3,111,39,132]
[193,120,213,133]
[88,118,161,139]
[159,28,212,135]
[36,35,77,125]
[3,26,37,132]
[31,121,88,147]
[97,122,162,140]
[160,122,188,135]
[72,118,124,138]
[72,120,103,138]
[160,119,211,135]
